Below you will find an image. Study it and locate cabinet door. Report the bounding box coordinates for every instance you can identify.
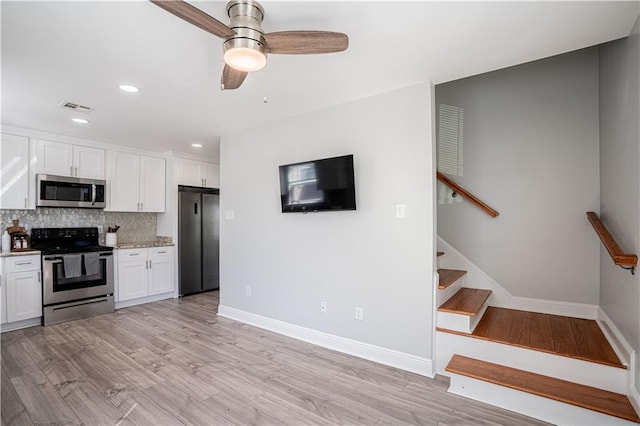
[140,156,165,212]
[202,162,220,188]
[36,139,73,176]
[148,248,174,295]
[74,146,105,179]
[6,271,42,322]
[108,151,140,212]
[176,158,203,186]
[0,134,30,209]
[117,259,148,301]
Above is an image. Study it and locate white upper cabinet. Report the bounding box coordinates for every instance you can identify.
[202,162,220,188]
[175,158,219,188]
[108,151,140,212]
[35,139,104,179]
[0,133,31,209]
[140,156,166,212]
[74,145,105,178]
[107,151,165,212]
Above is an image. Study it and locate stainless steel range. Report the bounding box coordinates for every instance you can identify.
[31,227,114,326]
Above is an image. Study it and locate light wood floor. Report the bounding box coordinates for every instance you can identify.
[1,292,547,425]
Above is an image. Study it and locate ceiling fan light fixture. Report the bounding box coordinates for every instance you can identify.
[223,38,267,72]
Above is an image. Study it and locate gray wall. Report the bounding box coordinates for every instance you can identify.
[436,48,601,304]
[599,16,640,395]
[219,84,435,358]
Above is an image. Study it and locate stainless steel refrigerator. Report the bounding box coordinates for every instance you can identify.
[178,186,219,296]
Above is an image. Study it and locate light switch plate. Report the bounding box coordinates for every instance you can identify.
[395,204,406,219]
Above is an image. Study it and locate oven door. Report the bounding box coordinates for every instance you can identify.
[42,251,114,305]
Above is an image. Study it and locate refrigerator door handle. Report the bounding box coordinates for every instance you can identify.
[194,202,198,215]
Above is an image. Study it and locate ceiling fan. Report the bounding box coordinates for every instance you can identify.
[150,0,349,90]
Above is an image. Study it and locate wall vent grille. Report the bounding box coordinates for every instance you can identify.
[438,104,464,177]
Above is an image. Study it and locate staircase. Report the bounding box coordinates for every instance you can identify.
[435,259,640,425]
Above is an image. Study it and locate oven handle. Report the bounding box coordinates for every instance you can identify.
[44,252,113,262]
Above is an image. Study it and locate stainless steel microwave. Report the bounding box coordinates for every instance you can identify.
[36,174,106,209]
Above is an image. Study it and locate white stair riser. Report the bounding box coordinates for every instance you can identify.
[437,331,627,393]
[437,302,489,334]
[436,278,463,307]
[448,373,638,426]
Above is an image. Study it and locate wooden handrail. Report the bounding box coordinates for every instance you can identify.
[436,172,499,218]
[586,212,637,274]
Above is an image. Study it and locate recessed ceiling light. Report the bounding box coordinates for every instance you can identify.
[191,143,202,148]
[119,84,139,93]
[72,118,90,124]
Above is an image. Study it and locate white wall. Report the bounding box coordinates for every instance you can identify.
[435,48,601,304]
[599,16,640,396]
[219,84,435,360]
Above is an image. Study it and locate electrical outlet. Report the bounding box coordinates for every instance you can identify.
[245,285,252,297]
[355,306,364,320]
[97,225,104,233]
[320,301,327,313]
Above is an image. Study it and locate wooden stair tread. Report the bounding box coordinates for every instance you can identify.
[446,355,640,423]
[438,288,491,316]
[437,268,467,289]
[439,307,626,369]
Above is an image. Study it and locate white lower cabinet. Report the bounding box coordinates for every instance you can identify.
[1,254,42,326]
[116,247,174,305]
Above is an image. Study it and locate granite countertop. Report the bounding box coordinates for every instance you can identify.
[114,237,174,249]
[0,249,41,258]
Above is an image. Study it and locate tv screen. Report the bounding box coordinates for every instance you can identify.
[279,154,356,213]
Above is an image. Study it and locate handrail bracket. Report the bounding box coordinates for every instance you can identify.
[586,212,638,275]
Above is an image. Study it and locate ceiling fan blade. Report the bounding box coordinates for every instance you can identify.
[221,65,248,90]
[150,0,235,38]
[264,31,348,54]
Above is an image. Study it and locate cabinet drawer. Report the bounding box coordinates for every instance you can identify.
[150,247,173,260]
[117,248,146,261]
[4,255,41,273]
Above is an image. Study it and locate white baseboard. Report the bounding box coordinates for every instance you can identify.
[630,379,640,421]
[1,317,41,333]
[509,296,598,319]
[597,307,640,416]
[218,305,434,378]
[115,292,173,310]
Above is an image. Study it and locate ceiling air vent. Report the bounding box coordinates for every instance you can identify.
[58,101,94,113]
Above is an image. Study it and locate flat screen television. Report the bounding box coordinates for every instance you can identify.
[279,154,356,213]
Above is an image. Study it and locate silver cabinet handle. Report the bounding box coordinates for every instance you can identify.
[38,271,41,282]
[128,253,140,257]
[24,197,27,208]
[149,260,152,268]
[70,166,73,176]
[140,202,143,211]
[75,167,78,176]
[15,261,32,266]
[157,251,166,254]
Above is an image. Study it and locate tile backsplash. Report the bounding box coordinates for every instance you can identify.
[0,208,158,244]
